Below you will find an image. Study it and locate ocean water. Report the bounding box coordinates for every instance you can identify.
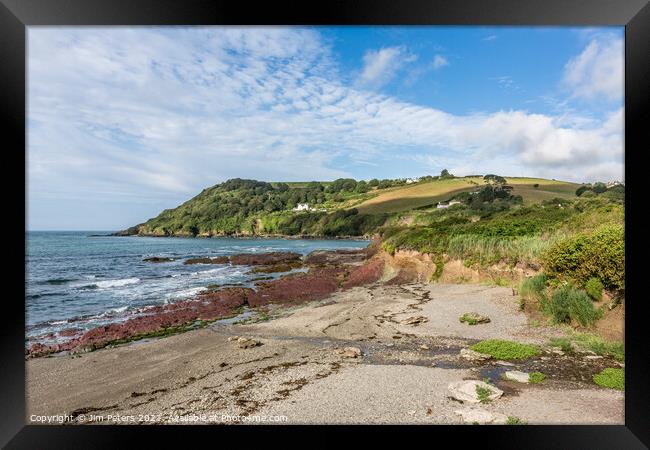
[26,231,368,343]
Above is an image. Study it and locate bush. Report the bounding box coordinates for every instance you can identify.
[470,339,541,360]
[542,224,624,292]
[593,368,624,390]
[542,285,603,326]
[585,277,604,301]
[520,274,547,302]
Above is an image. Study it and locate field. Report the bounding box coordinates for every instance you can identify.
[355,177,579,214]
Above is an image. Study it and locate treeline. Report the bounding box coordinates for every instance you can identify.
[136,178,390,237]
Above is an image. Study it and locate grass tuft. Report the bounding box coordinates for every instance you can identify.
[470,339,541,360]
[593,368,624,390]
[528,372,546,384]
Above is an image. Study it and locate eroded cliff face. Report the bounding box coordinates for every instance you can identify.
[374,248,541,286]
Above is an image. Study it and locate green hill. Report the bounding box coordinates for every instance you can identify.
[119,175,620,239]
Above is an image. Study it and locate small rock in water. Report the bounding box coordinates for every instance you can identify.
[448,380,503,404]
[503,370,530,383]
[236,337,261,349]
[460,348,493,362]
[455,407,508,424]
[402,316,429,326]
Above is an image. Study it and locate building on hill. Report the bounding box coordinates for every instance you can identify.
[292,203,314,212]
[607,181,623,188]
[436,200,462,209]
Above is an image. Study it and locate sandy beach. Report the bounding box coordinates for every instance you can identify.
[26,282,624,425]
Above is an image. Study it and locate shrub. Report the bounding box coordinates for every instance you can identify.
[520,273,547,302]
[542,285,603,326]
[529,372,546,384]
[506,416,527,425]
[542,224,624,292]
[470,339,541,360]
[593,368,624,390]
[585,277,604,301]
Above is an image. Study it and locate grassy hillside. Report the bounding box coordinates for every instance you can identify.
[356,177,579,214]
[121,174,618,241]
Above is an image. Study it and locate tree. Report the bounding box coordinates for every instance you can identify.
[368,178,379,187]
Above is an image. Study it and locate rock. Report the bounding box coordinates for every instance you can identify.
[250,262,303,274]
[551,349,565,356]
[420,344,430,350]
[584,355,603,360]
[503,370,530,383]
[184,256,229,265]
[460,348,493,362]
[496,360,515,366]
[448,380,503,404]
[304,249,367,266]
[143,256,175,263]
[230,252,301,266]
[227,336,240,341]
[342,257,385,289]
[455,407,508,424]
[402,316,429,326]
[459,312,491,325]
[236,337,261,349]
[336,346,362,358]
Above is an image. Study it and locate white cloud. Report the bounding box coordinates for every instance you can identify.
[482,35,497,42]
[27,27,624,228]
[563,35,623,101]
[432,54,449,70]
[356,46,416,89]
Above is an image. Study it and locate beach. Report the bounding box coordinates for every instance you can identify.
[26,281,624,425]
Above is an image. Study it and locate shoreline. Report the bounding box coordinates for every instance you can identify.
[26,281,624,425]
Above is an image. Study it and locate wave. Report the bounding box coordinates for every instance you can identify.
[170,287,207,299]
[39,278,76,285]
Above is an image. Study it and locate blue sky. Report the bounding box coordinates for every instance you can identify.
[27,26,624,230]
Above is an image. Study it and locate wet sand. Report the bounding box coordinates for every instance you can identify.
[26,283,624,425]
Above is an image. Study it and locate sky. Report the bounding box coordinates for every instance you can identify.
[27,26,624,231]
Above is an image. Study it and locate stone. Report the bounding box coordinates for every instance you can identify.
[459,312,491,325]
[227,336,240,341]
[551,349,565,356]
[402,316,429,326]
[503,370,530,383]
[448,380,503,404]
[337,346,362,358]
[460,348,493,362]
[496,360,515,366]
[584,355,603,360]
[237,337,261,349]
[455,407,508,424]
[420,344,430,350]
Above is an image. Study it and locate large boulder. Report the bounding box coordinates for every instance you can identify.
[448,380,503,404]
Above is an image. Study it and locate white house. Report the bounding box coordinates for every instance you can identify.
[292,203,313,212]
[437,200,462,209]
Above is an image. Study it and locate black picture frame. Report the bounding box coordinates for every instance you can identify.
[2,0,648,447]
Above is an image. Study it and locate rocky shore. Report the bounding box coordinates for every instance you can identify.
[27,244,386,358]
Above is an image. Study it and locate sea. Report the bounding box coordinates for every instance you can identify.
[26,231,369,344]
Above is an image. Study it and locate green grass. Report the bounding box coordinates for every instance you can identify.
[571,332,625,362]
[529,372,546,384]
[470,339,541,360]
[506,416,528,425]
[548,337,573,353]
[593,368,624,390]
[476,385,493,404]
